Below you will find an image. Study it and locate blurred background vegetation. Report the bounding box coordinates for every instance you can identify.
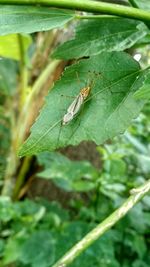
[0,1,150,267]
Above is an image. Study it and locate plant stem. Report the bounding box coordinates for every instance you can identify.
[18,34,28,111]
[0,0,150,22]
[12,156,32,200]
[52,179,150,267]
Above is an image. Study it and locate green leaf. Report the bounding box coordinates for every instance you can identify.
[134,34,150,46]
[54,223,119,267]
[19,52,149,157]
[0,120,11,180]
[0,197,14,222]
[133,235,147,258]
[37,152,98,192]
[0,239,5,257]
[38,199,69,221]
[0,34,32,60]
[20,231,55,267]
[104,158,126,177]
[0,6,75,36]
[53,18,148,59]
[3,235,26,264]
[128,203,148,233]
[134,81,150,100]
[136,154,150,174]
[0,58,17,95]
[133,0,150,10]
[132,259,150,267]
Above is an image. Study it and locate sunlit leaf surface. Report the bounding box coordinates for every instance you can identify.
[0,5,74,35]
[19,52,150,156]
[53,18,149,59]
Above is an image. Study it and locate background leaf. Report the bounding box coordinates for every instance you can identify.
[20,231,55,267]
[134,74,150,99]
[0,58,18,95]
[0,34,32,60]
[19,52,150,156]
[53,18,149,59]
[0,6,74,35]
[133,0,150,10]
[37,152,98,192]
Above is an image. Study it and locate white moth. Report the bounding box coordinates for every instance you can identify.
[62,86,91,125]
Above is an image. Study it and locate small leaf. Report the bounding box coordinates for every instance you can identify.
[0,34,32,60]
[19,52,149,156]
[0,6,75,35]
[53,18,148,59]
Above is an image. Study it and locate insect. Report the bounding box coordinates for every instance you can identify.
[62,85,91,125]
[56,74,95,148]
[61,72,96,126]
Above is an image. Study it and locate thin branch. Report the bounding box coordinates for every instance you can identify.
[0,0,150,22]
[52,179,150,267]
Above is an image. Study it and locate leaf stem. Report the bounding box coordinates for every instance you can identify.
[75,14,117,20]
[17,34,28,111]
[0,0,150,22]
[52,179,150,267]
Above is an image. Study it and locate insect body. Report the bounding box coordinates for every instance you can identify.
[62,86,91,125]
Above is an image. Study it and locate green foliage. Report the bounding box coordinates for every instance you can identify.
[0,34,32,60]
[0,2,150,267]
[0,6,75,35]
[133,0,150,10]
[19,52,150,156]
[20,231,54,267]
[37,152,98,192]
[1,125,150,267]
[134,79,150,100]
[0,58,18,95]
[1,107,150,266]
[0,120,10,182]
[53,18,149,59]
[0,58,18,181]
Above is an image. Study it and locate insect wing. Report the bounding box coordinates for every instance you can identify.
[62,112,74,125]
[67,93,84,116]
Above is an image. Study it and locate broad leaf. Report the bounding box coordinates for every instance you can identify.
[37,152,98,192]
[0,5,74,35]
[4,231,55,267]
[0,34,32,60]
[53,18,149,59]
[20,231,54,267]
[19,52,150,157]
